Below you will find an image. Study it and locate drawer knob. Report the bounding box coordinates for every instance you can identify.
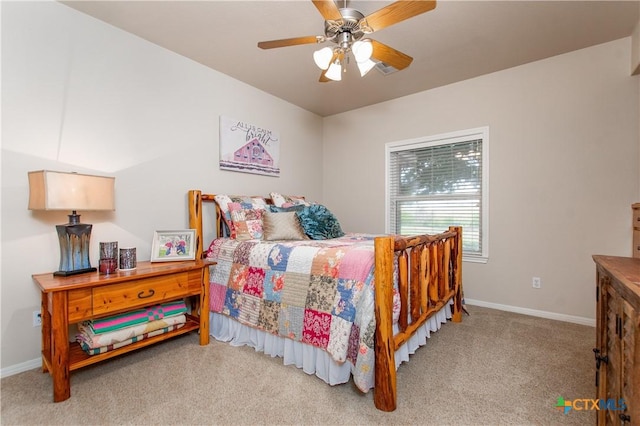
[137,289,155,299]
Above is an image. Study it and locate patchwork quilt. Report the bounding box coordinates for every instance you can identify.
[206,234,394,391]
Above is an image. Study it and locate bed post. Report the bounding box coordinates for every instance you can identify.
[373,235,397,412]
[450,226,463,323]
[188,190,204,260]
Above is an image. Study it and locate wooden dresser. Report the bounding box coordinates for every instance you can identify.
[593,255,640,425]
[33,260,211,402]
[633,203,640,258]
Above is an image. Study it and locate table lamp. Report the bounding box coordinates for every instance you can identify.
[28,170,115,276]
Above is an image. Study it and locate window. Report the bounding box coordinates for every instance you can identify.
[386,127,489,262]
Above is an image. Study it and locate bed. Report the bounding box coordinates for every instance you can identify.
[187,189,463,411]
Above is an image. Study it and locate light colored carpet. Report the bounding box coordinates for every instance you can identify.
[1,305,596,425]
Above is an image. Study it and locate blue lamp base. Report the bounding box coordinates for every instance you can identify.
[53,212,96,276]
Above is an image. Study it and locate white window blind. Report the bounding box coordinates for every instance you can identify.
[386,128,489,261]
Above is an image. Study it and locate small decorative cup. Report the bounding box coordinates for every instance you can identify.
[99,258,117,275]
[100,242,118,261]
[119,247,137,271]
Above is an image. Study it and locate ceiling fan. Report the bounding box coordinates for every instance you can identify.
[257,0,436,82]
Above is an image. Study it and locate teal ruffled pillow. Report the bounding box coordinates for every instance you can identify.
[296,204,344,240]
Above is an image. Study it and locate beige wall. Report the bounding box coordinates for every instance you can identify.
[634,12,640,192]
[1,1,323,371]
[323,38,639,321]
[633,11,640,75]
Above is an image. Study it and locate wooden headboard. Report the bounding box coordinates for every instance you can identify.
[188,190,215,259]
[187,190,301,259]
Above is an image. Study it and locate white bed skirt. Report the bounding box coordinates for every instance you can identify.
[209,301,452,391]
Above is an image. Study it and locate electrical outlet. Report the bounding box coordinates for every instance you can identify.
[32,310,42,327]
[532,277,542,289]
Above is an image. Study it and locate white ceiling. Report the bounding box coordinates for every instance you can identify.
[61,1,640,117]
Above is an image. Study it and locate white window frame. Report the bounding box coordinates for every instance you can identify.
[385,127,489,263]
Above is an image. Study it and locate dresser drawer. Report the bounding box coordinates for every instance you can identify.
[93,272,190,316]
[634,230,640,258]
[634,207,640,230]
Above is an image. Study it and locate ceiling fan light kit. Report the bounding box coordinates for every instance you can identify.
[325,61,342,81]
[352,40,373,63]
[356,58,377,77]
[257,0,437,83]
[313,46,334,70]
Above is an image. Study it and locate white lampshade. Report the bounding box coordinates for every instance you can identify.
[28,170,115,211]
[352,39,373,63]
[313,47,333,70]
[357,59,377,77]
[325,62,342,81]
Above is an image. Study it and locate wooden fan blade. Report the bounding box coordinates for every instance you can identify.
[312,0,342,21]
[364,1,436,32]
[319,71,330,82]
[258,36,322,49]
[370,39,413,70]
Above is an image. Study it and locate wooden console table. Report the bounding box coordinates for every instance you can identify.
[33,260,211,402]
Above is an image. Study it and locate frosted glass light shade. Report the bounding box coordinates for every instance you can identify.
[357,59,377,77]
[325,62,342,81]
[352,40,373,63]
[313,47,333,70]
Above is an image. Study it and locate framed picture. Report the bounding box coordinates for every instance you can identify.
[150,230,196,262]
[219,115,280,176]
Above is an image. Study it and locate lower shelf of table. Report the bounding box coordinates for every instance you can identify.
[42,314,202,373]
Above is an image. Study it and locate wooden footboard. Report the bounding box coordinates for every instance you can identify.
[187,190,463,412]
[373,228,462,411]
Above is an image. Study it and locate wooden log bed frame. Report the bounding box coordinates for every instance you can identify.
[187,189,463,412]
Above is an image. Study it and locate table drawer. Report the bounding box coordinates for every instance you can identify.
[93,272,190,316]
[68,288,92,323]
[634,230,640,258]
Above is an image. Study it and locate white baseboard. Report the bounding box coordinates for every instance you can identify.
[464,298,596,327]
[1,358,41,379]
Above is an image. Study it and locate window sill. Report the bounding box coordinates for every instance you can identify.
[463,255,488,264]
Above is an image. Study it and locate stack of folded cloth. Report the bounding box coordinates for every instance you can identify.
[76,300,188,355]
